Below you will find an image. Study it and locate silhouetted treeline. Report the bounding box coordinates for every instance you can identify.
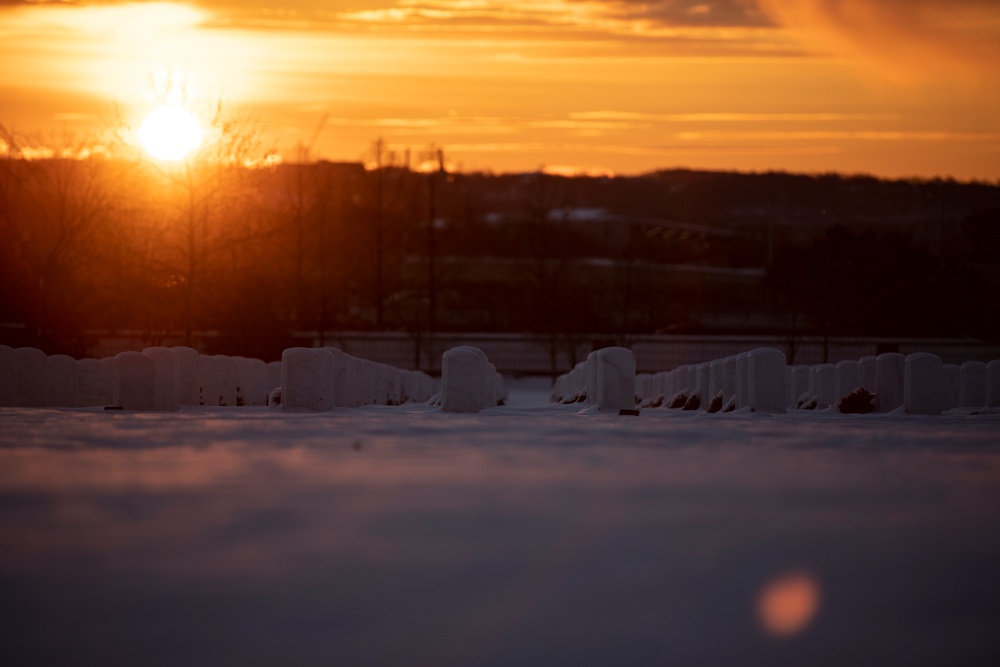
[1,154,998,359]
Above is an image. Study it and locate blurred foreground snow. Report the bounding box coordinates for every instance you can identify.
[1,379,999,666]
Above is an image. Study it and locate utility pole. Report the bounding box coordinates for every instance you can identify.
[427,148,444,336]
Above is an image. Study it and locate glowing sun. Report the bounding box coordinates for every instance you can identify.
[138,106,203,161]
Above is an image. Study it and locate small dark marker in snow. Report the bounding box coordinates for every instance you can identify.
[352,441,363,451]
[104,405,123,411]
[619,409,640,416]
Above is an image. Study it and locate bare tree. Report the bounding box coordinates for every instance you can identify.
[0,127,127,351]
[359,137,414,330]
[126,104,274,347]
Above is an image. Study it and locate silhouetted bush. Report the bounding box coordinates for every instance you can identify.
[838,388,876,414]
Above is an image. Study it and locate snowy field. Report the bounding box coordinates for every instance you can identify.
[2,378,999,666]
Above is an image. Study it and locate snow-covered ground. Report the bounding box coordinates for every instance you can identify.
[2,378,999,666]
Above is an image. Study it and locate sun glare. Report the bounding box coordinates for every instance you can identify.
[138,106,203,161]
[757,571,822,637]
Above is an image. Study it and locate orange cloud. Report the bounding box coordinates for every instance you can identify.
[758,0,1000,83]
[3,0,998,179]
[583,0,773,27]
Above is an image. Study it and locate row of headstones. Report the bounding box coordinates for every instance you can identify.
[551,346,638,412]
[278,347,438,410]
[626,347,789,413]
[633,350,1000,415]
[782,355,1000,413]
[1,345,280,410]
[1,344,442,412]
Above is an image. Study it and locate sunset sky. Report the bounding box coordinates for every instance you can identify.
[2,0,999,179]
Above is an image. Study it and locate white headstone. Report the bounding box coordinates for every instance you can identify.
[143,347,180,411]
[197,355,222,406]
[266,361,282,401]
[695,361,711,405]
[231,356,255,407]
[472,348,493,407]
[173,346,201,406]
[401,370,420,404]
[812,364,837,409]
[494,370,508,406]
[577,363,591,402]
[442,346,486,413]
[942,364,961,411]
[0,345,15,407]
[77,358,108,407]
[959,360,987,408]
[357,359,383,406]
[315,349,336,411]
[654,370,669,404]
[425,369,439,403]
[709,358,725,402]
[334,351,365,408]
[987,360,1000,408]
[596,347,636,412]
[666,366,680,399]
[748,347,786,414]
[249,359,268,406]
[904,353,943,415]
[351,358,371,406]
[685,364,697,396]
[552,372,568,403]
[669,366,682,398]
[784,366,793,409]
[14,347,47,407]
[587,350,601,406]
[281,347,323,411]
[736,352,750,409]
[636,373,653,405]
[114,351,156,411]
[722,356,737,405]
[790,365,810,409]
[483,362,497,408]
[876,353,906,413]
[213,355,238,407]
[386,365,403,406]
[46,354,79,407]
[859,356,877,392]
[663,368,675,398]
[101,357,116,405]
[835,359,860,403]
[420,372,437,403]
